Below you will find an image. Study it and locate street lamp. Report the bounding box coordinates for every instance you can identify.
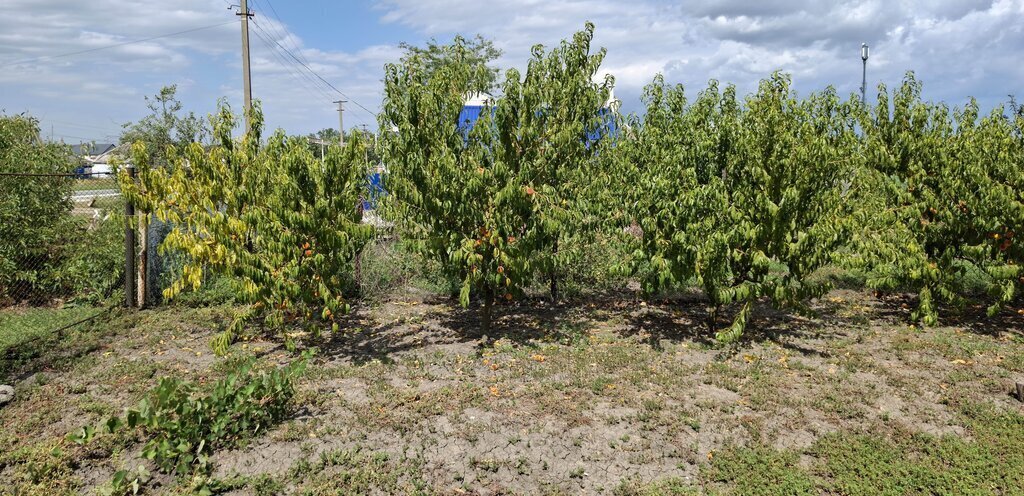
[860,43,870,108]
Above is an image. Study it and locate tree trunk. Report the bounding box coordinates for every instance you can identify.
[549,238,559,303]
[706,304,719,335]
[354,199,365,295]
[481,285,495,340]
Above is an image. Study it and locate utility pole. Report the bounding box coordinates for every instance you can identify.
[235,1,254,129]
[860,43,869,110]
[334,100,346,146]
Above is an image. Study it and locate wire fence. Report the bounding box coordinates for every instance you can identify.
[1,171,130,370]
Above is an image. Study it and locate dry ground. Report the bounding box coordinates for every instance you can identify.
[1,287,1023,495]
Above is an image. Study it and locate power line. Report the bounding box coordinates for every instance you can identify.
[249,20,370,128]
[248,22,338,105]
[49,133,115,142]
[249,17,378,120]
[249,0,311,68]
[248,22,341,105]
[219,0,378,123]
[0,21,235,68]
[248,20,333,101]
[42,119,122,135]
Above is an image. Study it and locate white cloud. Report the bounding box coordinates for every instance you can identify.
[1,0,1022,141]
[377,0,1024,113]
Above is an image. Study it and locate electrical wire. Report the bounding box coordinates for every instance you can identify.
[248,22,339,106]
[49,133,115,142]
[249,17,378,120]
[0,21,235,68]
[249,0,311,68]
[248,21,370,127]
[220,0,378,122]
[247,21,372,126]
[42,119,122,136]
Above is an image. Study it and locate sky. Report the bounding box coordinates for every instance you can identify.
[1,0,1022,143]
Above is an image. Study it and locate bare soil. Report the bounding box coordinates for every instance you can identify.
[1,288,1022,495]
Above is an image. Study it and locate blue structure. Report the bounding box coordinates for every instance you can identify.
[455,93,620,145]
[362,170,384,211]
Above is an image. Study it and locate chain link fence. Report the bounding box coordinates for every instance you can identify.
[1,171,130,372]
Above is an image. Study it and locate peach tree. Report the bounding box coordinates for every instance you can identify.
[120,102,372,353]
[496,22,614,302]
[380,37,531,335]
[380,25,612,331]
[852,74,1023,324]
[618,73,857,341]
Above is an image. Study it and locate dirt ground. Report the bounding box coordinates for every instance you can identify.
[1,287,1023,495]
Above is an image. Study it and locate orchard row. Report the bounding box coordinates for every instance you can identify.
[122,24,1023,350]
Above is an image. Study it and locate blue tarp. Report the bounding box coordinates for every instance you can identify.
[362,171,384,210]
[456,105,619,144]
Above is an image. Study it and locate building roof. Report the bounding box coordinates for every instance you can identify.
[71,143,117,156]
[463,93,494,106]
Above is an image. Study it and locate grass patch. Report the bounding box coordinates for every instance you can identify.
[285,447,429,495]
[614,477,698,495]
[705,447,814,495]
[813,403,1024,495]
[0,305,101,353]
[709,402,1024,495]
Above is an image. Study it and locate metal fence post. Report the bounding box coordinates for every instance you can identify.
[124,166,137,308]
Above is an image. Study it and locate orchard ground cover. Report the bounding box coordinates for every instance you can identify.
[1,277,1022,495]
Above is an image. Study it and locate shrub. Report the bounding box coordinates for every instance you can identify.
[617,73,856,341]
[70,355,307,475]
[120,102,373,352]
[850,73,1024,324]
[0,114,77,304]
[380,24,613,331]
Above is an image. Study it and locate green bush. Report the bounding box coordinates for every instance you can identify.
[616,73,855,341]
[121,102,373,353]
[0,114,77,304]
[61,213,126,304]
[849,74,1023,324]
[70,355,307,475]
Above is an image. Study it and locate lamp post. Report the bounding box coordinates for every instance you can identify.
[860,43,870,109]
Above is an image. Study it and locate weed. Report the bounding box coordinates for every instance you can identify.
[704,447,814,495]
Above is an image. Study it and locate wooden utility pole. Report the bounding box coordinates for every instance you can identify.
[334,100,346,146]
[237,0,254,129]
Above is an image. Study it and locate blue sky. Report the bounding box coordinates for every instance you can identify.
[1,0,1022,143]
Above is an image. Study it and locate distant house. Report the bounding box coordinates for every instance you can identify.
[71,142,119,176]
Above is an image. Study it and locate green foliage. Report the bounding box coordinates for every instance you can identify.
[399,34,503,94]
[381,23,613,330]
[705,447,815,495]
[304,127,380,165]
[119,84,209,166]
[70,356,306,476]
[102,465,150,496]
[60,212,126,303]
[498,22,614,301]
[704,403,1024,495]
[356,238,457,302]
[850,73,1024,324]
[813,406,1024,494]
[613,477,697,495]
[0,114,78,303]
[617,73,856,340]
[120,102,373,353]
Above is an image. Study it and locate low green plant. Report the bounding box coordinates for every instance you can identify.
[69,355,308,480]
[704,446,815,495]
[102,465,150,496]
